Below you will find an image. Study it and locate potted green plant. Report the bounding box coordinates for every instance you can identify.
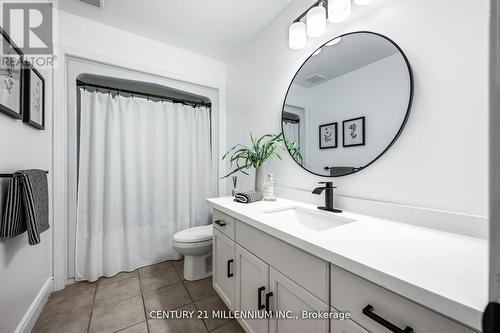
[222,133,302,193]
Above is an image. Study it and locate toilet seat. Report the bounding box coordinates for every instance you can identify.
[173,225,212,243]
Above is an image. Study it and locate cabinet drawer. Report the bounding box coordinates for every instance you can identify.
[213,209,235,240]
[330,265,477,333]
[330,308,369,333]
[236,222,329,303]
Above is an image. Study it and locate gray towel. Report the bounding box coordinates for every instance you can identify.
[234,191,263,204]
[0,169,49,245]
[328,167,358,177]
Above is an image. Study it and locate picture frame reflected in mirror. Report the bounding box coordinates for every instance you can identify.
[319,122,338,149]
[343,116,365,147]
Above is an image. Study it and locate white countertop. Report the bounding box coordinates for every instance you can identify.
[207,197,488,331]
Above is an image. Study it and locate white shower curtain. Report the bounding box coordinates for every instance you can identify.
[76,90,213,282]
[283,121,300,147]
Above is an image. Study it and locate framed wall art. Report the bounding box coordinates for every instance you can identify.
[343,116,365,147]
[319,122,338,149]
[23,62,45,130]
[0,28,24,120]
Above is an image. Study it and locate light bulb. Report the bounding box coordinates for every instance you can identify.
[288,21,307,49]
[328,0,351,23]
[326,37,342,46]
[306,5,326,38]
[354,0,375,5]
[313,48,322,56]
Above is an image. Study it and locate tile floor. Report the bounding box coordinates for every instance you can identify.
[33,260,245,333]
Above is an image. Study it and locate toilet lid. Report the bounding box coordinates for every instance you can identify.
[173,225,213,243]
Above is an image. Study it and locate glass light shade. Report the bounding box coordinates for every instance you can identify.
[306,5,326,38]
[328,0,351,23]
[326,37,342,46]
[288,21,307,49]
[354,0,375,5]
[313,48,322,56]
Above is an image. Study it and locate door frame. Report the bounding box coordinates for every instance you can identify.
[490,0,500,304]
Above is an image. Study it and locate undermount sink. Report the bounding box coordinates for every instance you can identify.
[263,206,356,231]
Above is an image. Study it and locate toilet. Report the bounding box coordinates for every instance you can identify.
[173,224,213,281]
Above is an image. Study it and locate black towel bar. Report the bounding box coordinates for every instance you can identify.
[0,171,49,178]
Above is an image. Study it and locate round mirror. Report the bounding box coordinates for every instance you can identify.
[282,31,413,177]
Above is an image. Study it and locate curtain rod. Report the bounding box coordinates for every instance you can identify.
[76,80,211,108]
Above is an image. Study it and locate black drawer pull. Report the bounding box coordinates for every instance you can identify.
[258,287,266,310]
[265,292,273,312]
[214,220,227,227]
[363,305,413,333]
[227,259,234,278]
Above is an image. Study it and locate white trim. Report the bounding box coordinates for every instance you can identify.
[277,186,488,239]
[14,277,54,333]
[52,45,227,290]
[52,50,69,292]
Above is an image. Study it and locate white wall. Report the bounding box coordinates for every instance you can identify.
[287,53,410,172]
[57,11,226,87]
[0,70,53,333]
[226,0,489,217]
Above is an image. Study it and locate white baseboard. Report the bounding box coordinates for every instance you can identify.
[15,277,54,333]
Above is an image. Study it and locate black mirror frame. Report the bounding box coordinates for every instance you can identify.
[281,31,414,178]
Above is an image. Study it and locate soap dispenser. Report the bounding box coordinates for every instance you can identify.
[263,173,277,201]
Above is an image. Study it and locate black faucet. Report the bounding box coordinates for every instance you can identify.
[312,182,342,213]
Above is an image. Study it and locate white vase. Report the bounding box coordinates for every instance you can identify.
[255,166,264,193]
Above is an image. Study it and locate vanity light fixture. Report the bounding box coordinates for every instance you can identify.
[289,21,307,49]
[354,0,375,6]
[289,0,375,49]
[289,0,327,49]
[306,5,327,37]
[328,0,351,23]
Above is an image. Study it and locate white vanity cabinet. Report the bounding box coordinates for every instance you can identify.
[213,209,330,333]
[211,207,480,333]
[234,244,329,333]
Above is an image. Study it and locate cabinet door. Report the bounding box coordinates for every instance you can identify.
[269,268,329,333]
[213,229,236,310]
[236,245,269,333]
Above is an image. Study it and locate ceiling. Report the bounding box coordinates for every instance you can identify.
[59,0,295,61]
[294,33,399,88]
